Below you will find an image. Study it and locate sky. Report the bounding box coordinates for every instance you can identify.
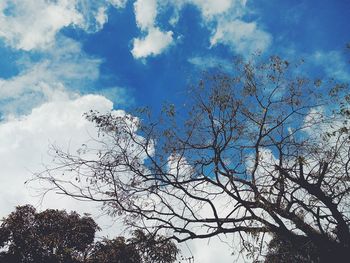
[0,0,349,262]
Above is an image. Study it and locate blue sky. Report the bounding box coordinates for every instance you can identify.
[0,0,349,116]
[0,0,349,262]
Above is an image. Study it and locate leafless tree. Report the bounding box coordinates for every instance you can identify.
[36,56,350,262]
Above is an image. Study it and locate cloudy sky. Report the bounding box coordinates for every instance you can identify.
[0,0,349,262]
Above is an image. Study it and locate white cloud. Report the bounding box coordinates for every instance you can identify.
[109,0,129,8]
[131,28,173,59]
[210,19,272,56]
[165,0,271,56]
[0,0,128,51]
[132,0,174,59]
[164,0,238,25]
[0,94,123,236]
[96,86,135,107]
[0,37,101,116]
[0,0,270,57]
[134,0,158,30]
[312,50,350,82]
[0,0,82,50]
[174,0,271,55]
[186,236,246,263]
[95,6,108,29]
[191,0,234,18]
[188,55,232,72]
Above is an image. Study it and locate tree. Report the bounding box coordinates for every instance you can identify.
[0,205,179,263]
[37,56,350,262]
[87,236,141,263]
[88,230,178,263]
[0,205,98,263]
[264,234,319,263]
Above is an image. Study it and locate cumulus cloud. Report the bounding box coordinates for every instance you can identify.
[0,94,123,236]
[131,0,174,59]
[187,236,244,263]
[188,55,232,72]
[0,37,101,116]
[0,0,82,50]
[165,0,236,25]
[189,0,271,55]
[131,28,173,59]
[191,0,235,18]
[0,0,127,51]
[109,0,129,8]
[0,0,270,57]
[95,6,108,29]
[166,0,271,56]
[210,19,272,56]
[312,50,350,82]
[134,0,158,30]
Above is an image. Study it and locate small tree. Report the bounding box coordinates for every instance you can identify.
[0,206,179,263]
[37,56,350,261]
[264,234,319,263]
[0,205,98,263]
[87,237,141,263]
[88,230,178,263]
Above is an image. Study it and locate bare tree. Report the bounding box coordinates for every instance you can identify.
[36,56,350,262]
